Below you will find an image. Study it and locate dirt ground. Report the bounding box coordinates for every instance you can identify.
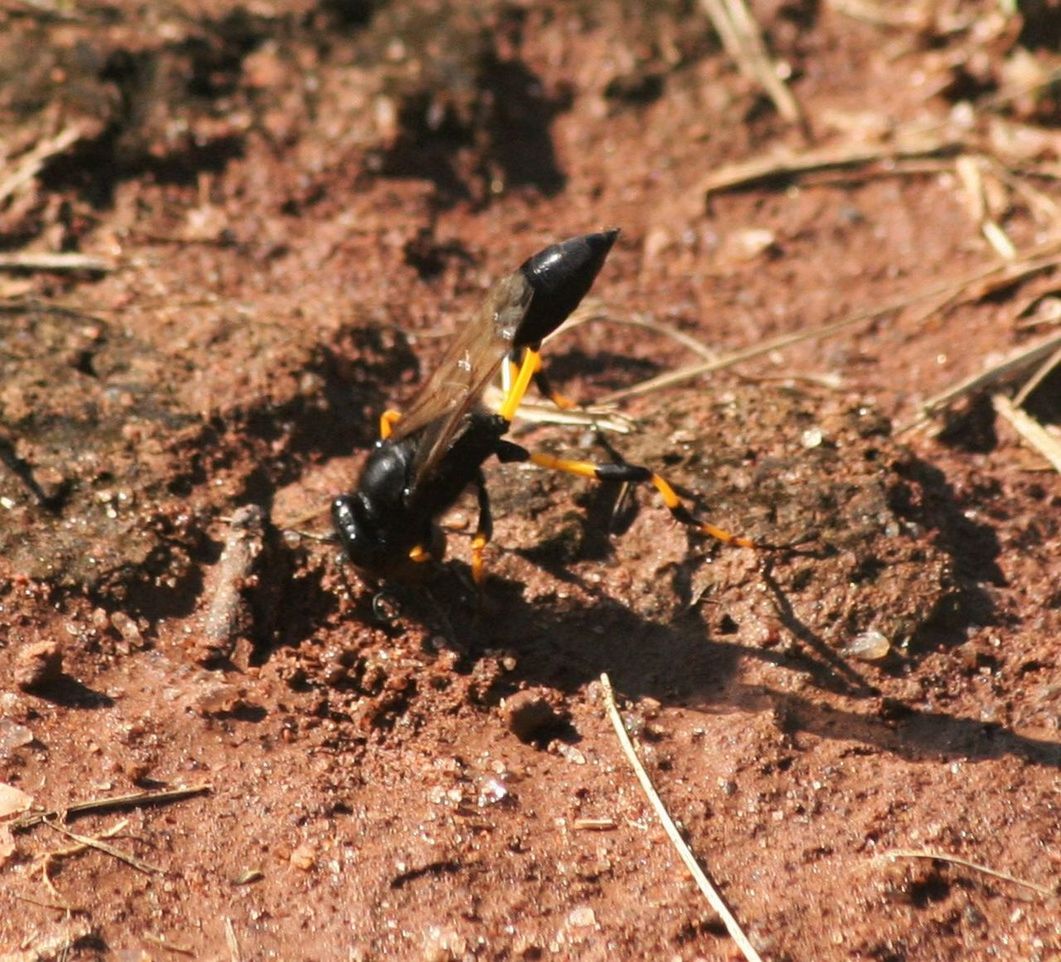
[0,1,1058,960]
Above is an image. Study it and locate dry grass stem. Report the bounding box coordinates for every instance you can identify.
[957,245,1061,302]
[1018,162,1061,181]
[883,849,1055,898]
[799,157,957,188]
[955,156,1017,260]
[37,819,129,908]
[600,673,764,962]
[9,891,72,911]
[10,783,212,832]
[981,220,1019,261]
[482,387,634,434]
[915,331,1061,422]
[827,0,927,28]
[607,240,1061,404]
[224,917,242,962]
[601,281,954,403]
[1012,345,1061,407]
[1015,296,1061,330]
[699,135,959,198]
[700,0,805,129]
[43,817,161,875]
[573,817,619,831]
[988,160,1060,225]
[563,308,720,362]
[903,247,1061,331]
[0,252,114,274]
[142,932,197,956]
[992,393,1061,474]
[0,0,87,21]
[0,125,83,207]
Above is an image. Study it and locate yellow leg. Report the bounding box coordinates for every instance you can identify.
[380,409,402,440]
[646,473,756,548]
[528,451,757,549]
[471,532,488,585]
[503,352,576,413]
[498,349,541,422]
[533,367,577,410]
[408,544,432,564]
[529,452,597,479]
[544,388,577,411]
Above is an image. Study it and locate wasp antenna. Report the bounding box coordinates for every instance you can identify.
[515,229,619,348]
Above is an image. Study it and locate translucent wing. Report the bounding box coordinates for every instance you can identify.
[390,270,533,492]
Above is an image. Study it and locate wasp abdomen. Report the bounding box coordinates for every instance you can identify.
[514,229,619,348]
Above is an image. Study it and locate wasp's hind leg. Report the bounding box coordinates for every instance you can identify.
[498,348,542,422]
[494,441,762,549]
[504,350,577,412]
[532,366,577,410]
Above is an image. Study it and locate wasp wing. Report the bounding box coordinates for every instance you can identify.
[390,270,533,493]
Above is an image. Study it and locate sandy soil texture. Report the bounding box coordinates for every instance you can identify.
[0,2,1058,960]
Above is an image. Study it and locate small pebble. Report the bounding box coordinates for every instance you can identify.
[14,639,63,691]
[0,782,34,818]
[567,905,597,928]
[289,843,317,871]
[841,630,891,662]
[110,611,143,647]
[801,427,824,448]
[0,718,34,758]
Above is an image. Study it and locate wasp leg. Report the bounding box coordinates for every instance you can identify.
[533,367,577,410]
[380,409,402,440]
[506,350,577,411]
[408,544,433,564]
[498,348,542,422]
[470,469,493,586]
[494,441,759,549]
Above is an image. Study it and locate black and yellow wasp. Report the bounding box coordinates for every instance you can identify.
[332,229,757,583]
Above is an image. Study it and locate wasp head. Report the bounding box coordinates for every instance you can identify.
[332,494,445,582]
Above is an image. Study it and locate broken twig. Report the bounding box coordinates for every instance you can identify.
[0,252,114,274]
[992,394,1061,474]
[10,783,212,832]
[600,673,764,962]
[224,917,242,962]
[197,504,267,665]
[43,817,161,875]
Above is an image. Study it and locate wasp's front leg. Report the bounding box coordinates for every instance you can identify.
[379,409,402,440]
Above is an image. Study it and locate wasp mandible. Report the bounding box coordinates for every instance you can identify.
[332,229,759,583]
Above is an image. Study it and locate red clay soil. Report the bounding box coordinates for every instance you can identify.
[0,2,1058,960]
